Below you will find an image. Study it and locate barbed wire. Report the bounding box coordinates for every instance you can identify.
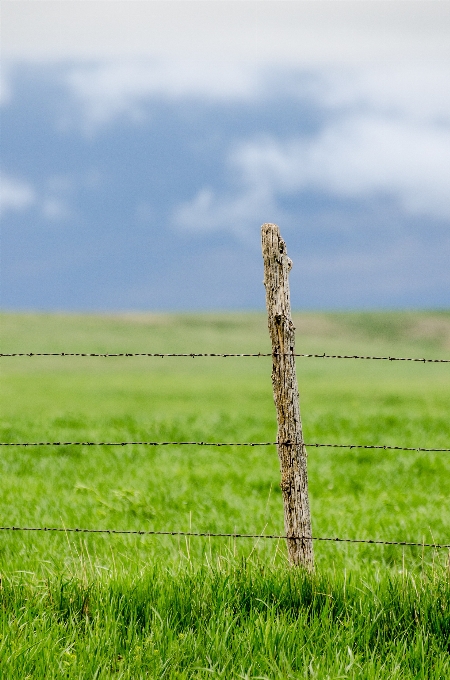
[0,441,448,452]
[1,351,449,363]
[0,525,448,549]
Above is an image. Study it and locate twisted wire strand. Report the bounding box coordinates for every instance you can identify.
[0,525,448,549]
[1,351,449,362]
[0,441,448,451]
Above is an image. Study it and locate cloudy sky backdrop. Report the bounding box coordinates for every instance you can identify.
[1,1,450,310]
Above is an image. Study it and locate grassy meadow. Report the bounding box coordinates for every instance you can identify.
[1,310,450,678]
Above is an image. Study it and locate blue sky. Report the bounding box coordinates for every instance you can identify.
[1,1,450,311]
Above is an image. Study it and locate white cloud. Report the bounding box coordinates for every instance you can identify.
[175,115,450,233]
[0,175,35,216]
[173,62,450,232]
[174,186,281,238]
[233,117,450,220]
[65,59,450,130]
[309,64,450,124]
[0,174,73,221]
[66,60,260,128]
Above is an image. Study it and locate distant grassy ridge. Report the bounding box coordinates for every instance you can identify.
[0,311,449,677]
[2,309,450,355]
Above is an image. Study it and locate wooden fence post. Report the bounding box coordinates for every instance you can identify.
[261,223,314,570]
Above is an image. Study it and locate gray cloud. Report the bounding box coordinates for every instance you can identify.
[3,1,449,63]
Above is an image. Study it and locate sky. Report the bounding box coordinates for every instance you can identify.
[1,0,450,311]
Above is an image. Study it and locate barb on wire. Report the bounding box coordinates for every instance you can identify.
[0,351,449,363]
[0,525,448,549]
[0,440,449,452]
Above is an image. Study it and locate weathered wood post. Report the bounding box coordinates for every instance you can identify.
[261,223,314,570]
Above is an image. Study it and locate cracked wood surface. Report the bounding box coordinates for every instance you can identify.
[261,223,314,569]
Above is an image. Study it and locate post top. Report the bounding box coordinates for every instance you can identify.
[261,223,289,262]
[261,223,280,236]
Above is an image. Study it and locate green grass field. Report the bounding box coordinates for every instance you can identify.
[1,311,450,678]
